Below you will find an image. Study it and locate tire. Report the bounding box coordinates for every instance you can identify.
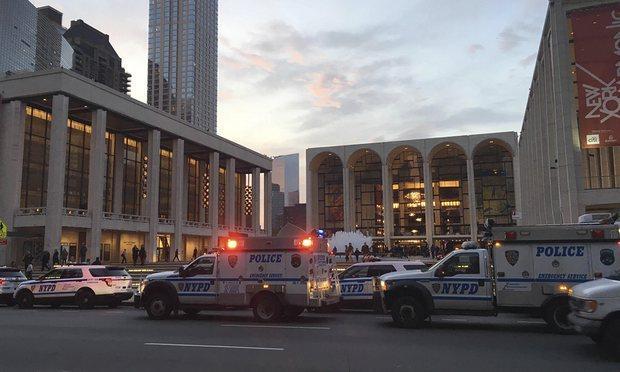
[182,308,201,316]
[391,296,426,329]
[543,299,573,334]
[600,318,620,359]
[283,306,305,320]
[145,293,173,320]
[75,289,96,310]
[253,294,283,322]
[16,290,34,309]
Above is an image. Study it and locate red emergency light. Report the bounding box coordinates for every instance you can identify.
[591,230,604,239]
[505,231,517,240]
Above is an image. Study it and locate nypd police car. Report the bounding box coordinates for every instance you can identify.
[0,267,27,306]
[339,260,427,307]
[14,265,133,309]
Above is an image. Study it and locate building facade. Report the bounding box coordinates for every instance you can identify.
[64,20,131,94]
[272,153,300,207]
[519,0,620,225]
[0,1,72,76]
[306,132,520,250]
[0,69,272,266]
[271,184,285,234]
[283,203,306,231]
[147,0,218,133]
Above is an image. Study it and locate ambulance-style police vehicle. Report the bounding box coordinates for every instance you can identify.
[376,224,620,333]
[0,267,27,306]
[136,236,340,322]
[13,266,133,309]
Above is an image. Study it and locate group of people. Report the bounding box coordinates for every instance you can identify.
[334,242,377,263]
[331,240,458,262]
[119,245,148,266]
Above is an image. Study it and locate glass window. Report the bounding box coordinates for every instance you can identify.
[436,253,480,276]
[339,265,369,279]
[317,155,343,235]
[159,149,172,218]
[367,265,396,277]
[89,267,129,277]
[404,264,427,271]
[41,269,62,280]
[0,269,26,278]
[474,142,515,227]
[21,107,51,208]
[186,256,215,276]
[391,149,425,237]
[60,269,83,279]
[352,151,383,237]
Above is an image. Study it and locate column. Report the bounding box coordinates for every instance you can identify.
[172,139,185,256]
[44,95,69,255]
[265,171,272,236]
[86,109,107,261]
[208,152,220,247]
[342,166,352,232]
[198,160,207,223]
[146,129,161,262]
[0,101,26,265]
[252,168,261,232]
[241,175,248,229]
[381,163,393,247]
[423,161,434,245]
[513,154,522,225]
[225,158,236,228]
[305,168,314,231]
[112,134,125,214]
[466,158,477,240]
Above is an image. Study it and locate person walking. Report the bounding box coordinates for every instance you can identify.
[139,245,146,266]
[60,247,68,265]
[131,245,139,266]
[120,249,127,264]
[332,246,338,256]
[192,247,198,260]
[25,263,33,280]
[52,249,60,266]
[23,251,33,271]
[173,249,180,262]
[354,248,361,262]
[41,250,51,271]
[361,242,369,256]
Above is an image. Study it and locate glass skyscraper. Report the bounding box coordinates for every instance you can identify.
[147,0,218,133]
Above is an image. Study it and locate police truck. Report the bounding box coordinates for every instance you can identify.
[135,236,341,322]
[375,223,620,333]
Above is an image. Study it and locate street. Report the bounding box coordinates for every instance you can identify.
[0,306,616,372]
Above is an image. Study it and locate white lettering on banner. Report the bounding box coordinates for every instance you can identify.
[537,273,588,280]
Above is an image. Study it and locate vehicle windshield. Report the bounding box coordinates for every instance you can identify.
[0,269,26,278]
[89,267,130,277]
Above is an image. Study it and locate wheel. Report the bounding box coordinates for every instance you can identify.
[543,299,573,334]
[253,294,282,322]
[391,296,426,329]
[75,289,96,310]
[16,290,34,309]
[283,306,305,320]
[600,318,620,359]
[145,293,173,320]
[182,308,201,316]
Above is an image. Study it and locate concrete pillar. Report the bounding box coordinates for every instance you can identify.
[252,168,261,232]
[423,161,434,245]
[199,160,207,223]
[265,171,273,236]
[172,139,185,256]
[208,152,220,245]
[0,101,26,265]
[305,167,313,231]
[86,109,107,261]
[381,163,393,247]
[44,95,69,255]
[146,129,161,262]
[343,167,352,232]
[112,134,125,214]
[225,158,236,228]
[467,158,477,240]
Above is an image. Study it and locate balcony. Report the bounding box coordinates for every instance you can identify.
[16,207,47,216]
[62,208,88,218]
[103,212,149,223]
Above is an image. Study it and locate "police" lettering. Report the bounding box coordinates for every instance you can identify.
[249,254,282,263]
[440,283,479,295]
[535,246,584,257]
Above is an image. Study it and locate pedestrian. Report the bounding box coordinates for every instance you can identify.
[52,249,60,266]
[132,245,139,266]
[60,247,68,265]
[120,249,127,264]
[173,248,180,262]
[332,246,338,256]
[92,257,101,265]
[192,247,198,260]
[79,244,87,263]
[25,263,33,280]
[354,248,360,262]
[139,245,146,266]
[361,242,369,255]
[23,251,33,271]
[371,243,378,257]
[41,250,50,271]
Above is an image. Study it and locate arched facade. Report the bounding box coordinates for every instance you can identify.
[349,149,383,237]
[313,153,344,235]
[388,146,425,237]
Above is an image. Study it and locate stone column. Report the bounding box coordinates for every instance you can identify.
[112,134,125,214]
[381,163,393,247]
[146,129,161,262]
[172,139,185,257]
[343,166,352,232]
[265,171,273,236]
[0,101,26,265]
[423,161,434,245]
[252,168,261,232]
[44,95,69,255]
[305,167,314,231]
[466,158,477,240]
[86,109,107,261]
[225,158,236,228]
[199,160,207,223]
[208,152,220,247]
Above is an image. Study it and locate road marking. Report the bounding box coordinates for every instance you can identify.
[220,324,330,330]
[375,316,392,320]
[516,320,546,325]
[439,318,469,322]
[144,342,284,351]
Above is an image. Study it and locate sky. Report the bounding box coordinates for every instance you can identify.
[31,0,548,202]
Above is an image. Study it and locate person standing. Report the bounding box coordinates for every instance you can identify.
[139,245,147,266]
[41,250,51,271]
[23,251,33,271]
[92,257,101,265]
[52,249,60,266]
[332,246,338,256]
[25,263,33,280]
[79,244,87,263]
[173,248,180,262]
[131,245,139,266]
[60,247,68,265]
[354,248,361,262]
[361,242,369,256]
[192,247,198,260]
[120,249,127,264]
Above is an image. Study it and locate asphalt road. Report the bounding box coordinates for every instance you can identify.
[0,305,617,372]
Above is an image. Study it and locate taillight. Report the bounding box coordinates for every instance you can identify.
[591,230,604,239]
[101,278,113,287]
[0,279,4,286]
[505,231,517,240]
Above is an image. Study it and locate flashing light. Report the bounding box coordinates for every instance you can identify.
[557,284,569,293]
[591,229,604,239]
[227,239,238,249]
[302,238,313,248]
[262,284,269,289]
[505,231,517,240]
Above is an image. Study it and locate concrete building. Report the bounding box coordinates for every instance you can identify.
[147,0,218,133]
[306,132,519,251]
[0,69,272,266]
[519,0,620,225]
[271,184,285,234]
[272,153,300,207]
[0,1,72,76]
[64,20,131,94]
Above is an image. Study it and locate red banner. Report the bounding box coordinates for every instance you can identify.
[570,4,620,148]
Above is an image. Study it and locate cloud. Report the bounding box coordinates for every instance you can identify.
[307,72,351,108]
[498,27,527,51]
[519,52,537,67]
[468,44,484,54]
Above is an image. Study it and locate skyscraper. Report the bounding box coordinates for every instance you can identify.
[147,0,218,133]
[272,154,300,207]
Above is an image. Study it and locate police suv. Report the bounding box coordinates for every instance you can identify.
[376,224,620,333]
[339,260,427,307]
[0,267,27,306]
[136,236,341,322]
[14,266,133,309]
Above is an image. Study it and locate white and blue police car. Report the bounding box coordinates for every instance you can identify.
[13,265,133,309]
[339,260,427,307]
[0,267,27,306]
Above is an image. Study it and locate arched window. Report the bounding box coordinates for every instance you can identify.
[351,151,383,236]
[390,148,425,237]
[317,155,343,235]
[474,141,515,226]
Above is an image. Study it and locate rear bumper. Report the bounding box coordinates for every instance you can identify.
[568,312,602,336]
[99,292,134,302]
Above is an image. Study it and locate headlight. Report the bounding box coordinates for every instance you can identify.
[568,288,573,296]
[380,280,387,292]
[582,300,598,313]
[139,280,147,293]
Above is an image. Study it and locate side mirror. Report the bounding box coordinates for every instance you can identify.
[178,266,186,277]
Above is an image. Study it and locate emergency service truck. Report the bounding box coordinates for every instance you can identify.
[136,236,341,322]
[376,224,620,333]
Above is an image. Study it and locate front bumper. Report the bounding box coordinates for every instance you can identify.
[0,293,15,303]
[568,312,602,336]
[373,291,387,314]
[134,293,142,308]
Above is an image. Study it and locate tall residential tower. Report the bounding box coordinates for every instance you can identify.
[147,0,218,133]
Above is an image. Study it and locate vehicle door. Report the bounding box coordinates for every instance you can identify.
[178,256,218,305]
[32,269,62,300]
[431,251,494,310]
[55,269,84,299]
[339,265,370,299]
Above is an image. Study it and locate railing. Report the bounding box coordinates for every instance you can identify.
[62,208,89,217]
[218,224,229,230]
[16,207,47,216]
[103,212,149,223]
[183,220,211,228]
[158,218,175,225]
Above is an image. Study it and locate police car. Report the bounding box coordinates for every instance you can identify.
[339,260,427,307]
[0,267,27,306]
[14,265,133,309]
